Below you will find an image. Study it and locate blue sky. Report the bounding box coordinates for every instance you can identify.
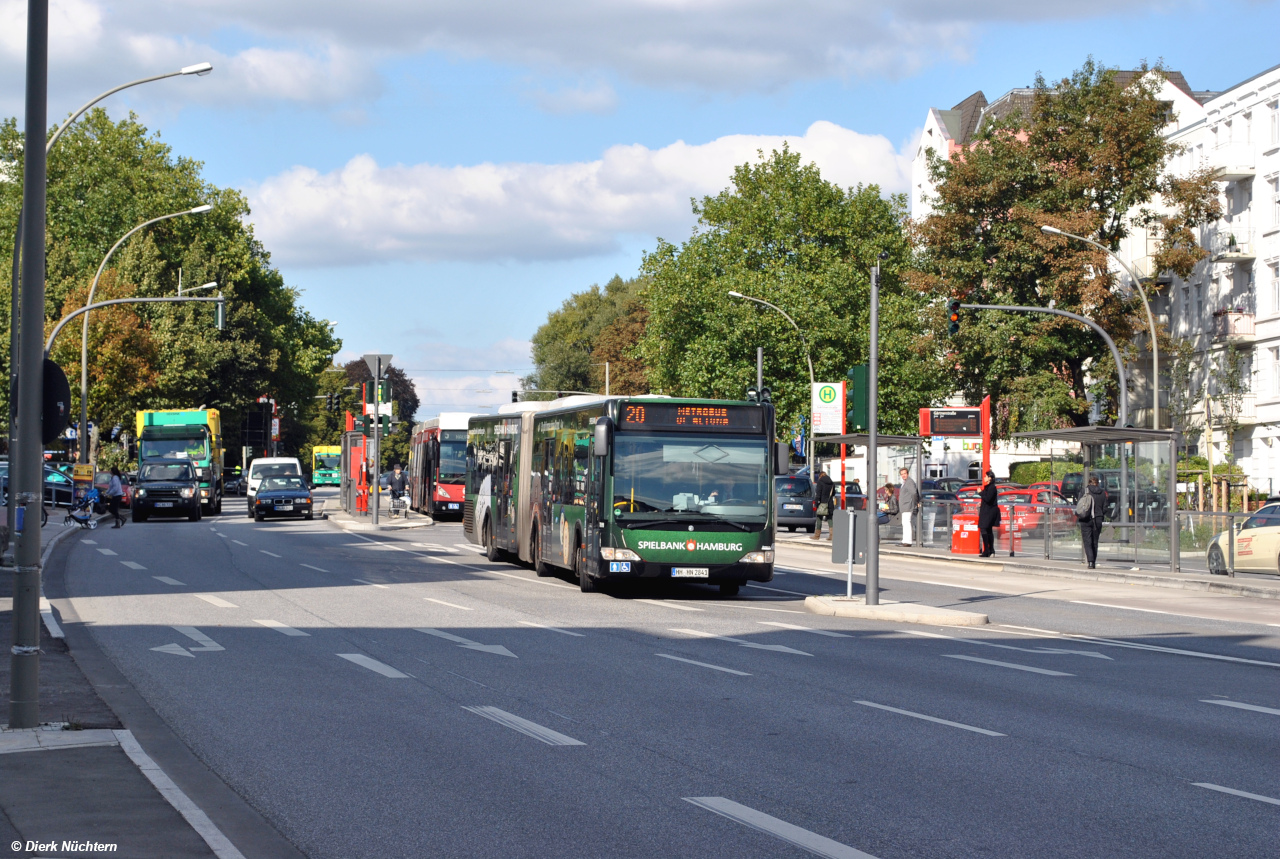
[3,0,1279,417]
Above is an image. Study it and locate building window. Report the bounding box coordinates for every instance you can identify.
[1195,282,1204,323]
[1271,175,1280,227]
[1271,262,1280,315]
[1181,286,1190,331]
[1271,347,1280,396]
[1271,102,1280,146]
[1244,112,1252,146]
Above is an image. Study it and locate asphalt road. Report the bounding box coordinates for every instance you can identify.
[58,491,1280,858]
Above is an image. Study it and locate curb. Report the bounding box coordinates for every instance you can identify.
[778,536,1280,601]
[804,595,989,626]
[38,513,113,639]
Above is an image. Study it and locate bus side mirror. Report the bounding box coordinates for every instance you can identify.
[594,418,612,457]
[775,442,789,476]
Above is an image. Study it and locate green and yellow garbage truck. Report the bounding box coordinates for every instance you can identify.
[136,409,225,514]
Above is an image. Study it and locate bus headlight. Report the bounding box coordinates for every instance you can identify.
[601,547,640,561]
[742,548,774,563]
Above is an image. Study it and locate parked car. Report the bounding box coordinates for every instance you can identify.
[132,462,202,522]
[930,477,969,493]
[252,476,314,521]
[997,489,1076,536]
[0,464,78,508]
[775,476,815,532]
[1206,503,1280,575]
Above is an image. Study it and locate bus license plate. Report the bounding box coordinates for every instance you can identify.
[447,503,460,510]
[672,567,709,578]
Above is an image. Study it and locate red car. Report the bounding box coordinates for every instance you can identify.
[998,489,1076,534]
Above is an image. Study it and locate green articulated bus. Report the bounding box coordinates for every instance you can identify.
[463,396,786,595]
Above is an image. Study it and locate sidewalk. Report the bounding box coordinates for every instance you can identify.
[321,498,434,531]
[776,531,1280,600]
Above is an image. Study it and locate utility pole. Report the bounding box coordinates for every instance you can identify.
[364,354,392,526]
[866,261,881,606]
[756,347,763,392]
[10,0,49,729]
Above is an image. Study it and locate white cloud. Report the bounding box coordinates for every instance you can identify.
[528,80,618,115]
[248,120,910,266]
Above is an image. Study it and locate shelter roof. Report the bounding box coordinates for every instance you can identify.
[1012,427,1179,445]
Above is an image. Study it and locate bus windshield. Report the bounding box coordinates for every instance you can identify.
[314,455,341,470]
[439,430,467,483]
[612,434,769,520]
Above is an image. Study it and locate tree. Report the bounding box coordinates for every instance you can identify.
[0,109,339,457]
[1211,343,1251,464]
[343,359,420,471]
[912,60,1220,432]
[1164,336,1202,453]
[640,146,948,439]
[523,275,648,397]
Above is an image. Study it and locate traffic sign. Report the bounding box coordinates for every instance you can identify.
[363,353,393,379]
[811,382,845,434]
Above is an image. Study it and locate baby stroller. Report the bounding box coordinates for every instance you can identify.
[65,487,101,530]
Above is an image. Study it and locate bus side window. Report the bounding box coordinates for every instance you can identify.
[573,433,590,506]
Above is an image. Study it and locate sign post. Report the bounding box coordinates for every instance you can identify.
[363,353,392,526]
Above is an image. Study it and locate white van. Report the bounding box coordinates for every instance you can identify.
[245,457,303,517]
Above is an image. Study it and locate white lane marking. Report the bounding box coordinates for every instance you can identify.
[1071,600,1171,615]
[424,598,473,610]
[337,653,410,678]
[655,653,750,676]
[194,594,237,608]
[232,540,248,546]
[854,700,1005,736]
[998,625,1280,669]
[81,539,97,545]
[152,576,185,586]
[636,599,704,612]
[903,629,1111,660]
[454,542,486,554]
[259,550,282,558]
[216,533,229,539]
[354,578,390,589]
[485,569,577,589]
[518,621,585,637]
[416,627,517,658]
[1200,699,1280,717]
[684,797,877,859]
[745,583,813,597]
[174,627,224,652]
[254,619,309,637]
[209,527,218,531]
[300,563,328,572]
[120,561,146,570]
[96,548,117,556]
[114,730,249,859]
[1192,782,1280,807]
[705,603,805,615]
[1000,625,1062,635]
[151,643,194,657]
[919,581,998,592]
[412,542,459,553]
[943,654,1074,677]
[462,706,585,746]
[758,621,851,638]
[670,628,812,656]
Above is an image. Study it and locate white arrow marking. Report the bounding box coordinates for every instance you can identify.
[416,627,516,658]
[151,643,194,658]
[174,626,224,652]
[670,628,812,656]
[903,629,1110,660]
[758,621,850,638]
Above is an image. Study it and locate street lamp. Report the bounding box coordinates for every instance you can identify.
[178,280,218,296]
[1041,224,1159,429]
[727,290,816,468]
[77,205,213,462]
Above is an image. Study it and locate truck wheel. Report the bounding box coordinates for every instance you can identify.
[213,497,222,515]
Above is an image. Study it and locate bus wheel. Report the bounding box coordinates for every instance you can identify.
[576,542,598,593]
[719,583,740,597]
[484,518,501,562]
[532,528,551,577]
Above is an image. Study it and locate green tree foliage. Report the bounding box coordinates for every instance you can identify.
[1210,343,1251,464]
[523,275,648,397]
[913,60,1220,432]
[342,359,420,471]
[0,110,338,455]
[640,146,948,438]
[1164,336,1202,452]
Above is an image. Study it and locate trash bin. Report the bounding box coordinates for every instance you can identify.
[951,513,981,554]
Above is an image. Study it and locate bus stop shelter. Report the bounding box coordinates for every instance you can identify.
[1011,426,1179,571]
[814,433,926,494]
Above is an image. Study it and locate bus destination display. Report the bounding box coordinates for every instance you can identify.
[620,403,763,433]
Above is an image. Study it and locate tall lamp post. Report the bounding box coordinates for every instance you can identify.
[1041,225,1159,429]
[727,291,816,468]
[75,206,213,462]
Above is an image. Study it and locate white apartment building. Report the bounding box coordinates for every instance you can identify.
[911,67,1280,492]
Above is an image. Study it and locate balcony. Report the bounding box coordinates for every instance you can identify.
[1212,310,1255,342]
[1211,144,1255,182]
[1211,233,1255,262]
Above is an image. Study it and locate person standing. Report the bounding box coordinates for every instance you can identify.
[977,470,1000,557]
[107,466,126,528]
[811,468,835,540]
[1079,474,1107,569]
[897,467,919,547]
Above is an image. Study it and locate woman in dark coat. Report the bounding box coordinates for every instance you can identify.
[977,470,1000,557]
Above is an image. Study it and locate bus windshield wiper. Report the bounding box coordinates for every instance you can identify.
[618,518,687,530]
[659,510,754,532]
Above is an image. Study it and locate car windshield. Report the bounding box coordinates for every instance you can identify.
[141,438,208,460]
[140,464,193,481]
[775,478,811,496]
[1001,493,1033,504]
[439,430,467,482]
[612,433,769,521]
[263,477,306,491]
[252,464,300,479]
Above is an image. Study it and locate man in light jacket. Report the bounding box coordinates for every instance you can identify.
[897,467,919,547]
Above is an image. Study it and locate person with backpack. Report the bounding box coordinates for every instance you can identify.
[1077,474,1107,569]
[977,470,1000,557]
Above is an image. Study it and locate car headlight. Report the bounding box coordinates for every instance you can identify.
[742,548,774,563]
[135,488,146,498]
[179,487,195,499]
[200,489,210,497]
[601,547,641,561]
[297,497,309,504]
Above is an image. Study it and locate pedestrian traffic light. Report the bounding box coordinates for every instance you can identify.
[946,299,961,336]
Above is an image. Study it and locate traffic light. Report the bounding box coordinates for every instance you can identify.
[511,391,519,403]
[847,365,868,431]
[946,299,961,336]
[364,381,391,403]
[214,297,225,330]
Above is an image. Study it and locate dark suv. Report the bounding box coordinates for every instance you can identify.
[132,462,201,522]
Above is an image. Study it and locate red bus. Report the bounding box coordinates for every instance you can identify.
[407,412,474,519]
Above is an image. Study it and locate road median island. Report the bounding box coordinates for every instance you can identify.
[804,595,989,626]
[321,501,433,532]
